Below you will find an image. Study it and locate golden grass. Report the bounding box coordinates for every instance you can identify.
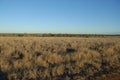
[0,37,120,80]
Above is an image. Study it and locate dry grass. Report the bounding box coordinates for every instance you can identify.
[0,37,120,80]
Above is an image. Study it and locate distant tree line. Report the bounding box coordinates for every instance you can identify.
[0,33,120,37]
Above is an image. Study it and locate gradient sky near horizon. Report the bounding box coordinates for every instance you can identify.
[0,0,120,34]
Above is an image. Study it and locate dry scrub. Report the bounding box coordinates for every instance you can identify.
[0,37,120,80]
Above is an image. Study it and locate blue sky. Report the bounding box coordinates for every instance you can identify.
[0,0,120,34]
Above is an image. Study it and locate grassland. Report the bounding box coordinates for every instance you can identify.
[0,36,120,80]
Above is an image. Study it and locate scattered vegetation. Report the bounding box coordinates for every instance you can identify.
[0,36,120,80]
[0,33,120,37]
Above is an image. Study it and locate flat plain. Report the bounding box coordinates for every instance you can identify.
[0,37,120,80]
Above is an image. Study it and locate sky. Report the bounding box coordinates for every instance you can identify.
[0,0,120,34]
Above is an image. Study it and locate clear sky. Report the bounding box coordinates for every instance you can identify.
[0,0,120,34]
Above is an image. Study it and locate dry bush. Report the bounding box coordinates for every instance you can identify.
[0,37,120,80]
[36,56,49,68]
